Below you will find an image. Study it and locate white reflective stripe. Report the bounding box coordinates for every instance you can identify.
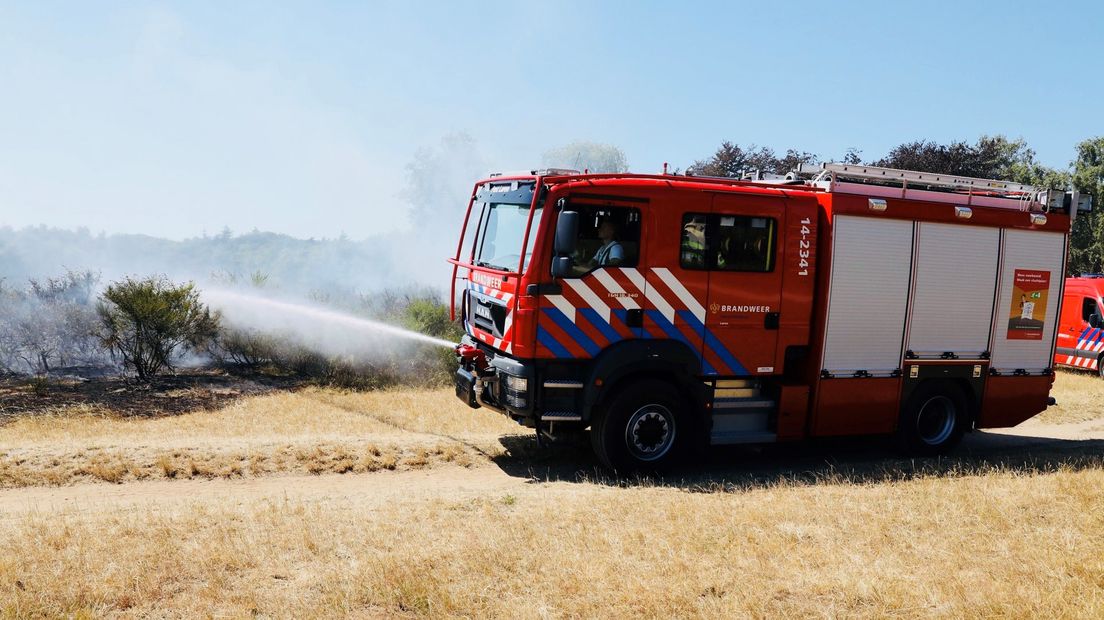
[545,294,577,322]
[592,269,640,310]
[623,267,675,323]
[652,267,706,323]
[502,311,514,345]
[644,285,676,324]
[1094,338,1104,353]
[564,279,612,324]
[622,267,647,292]
[1066,355,1076,364]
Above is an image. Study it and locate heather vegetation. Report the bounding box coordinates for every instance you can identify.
[0,270,108,376]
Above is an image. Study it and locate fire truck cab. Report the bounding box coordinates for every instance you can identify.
[450,163,1087,471]
[1055,276,1104,376]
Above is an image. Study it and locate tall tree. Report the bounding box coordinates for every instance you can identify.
[687,142,815,177]
[873,135,1048,180]
[1069,137,1104,276]
[541,141,628,173]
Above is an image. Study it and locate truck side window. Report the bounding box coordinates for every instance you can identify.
[715,215,775,272]
[680,213,777,272]
[1083,298,1100,322]
[680,215,708,268]
[564,204,641,277]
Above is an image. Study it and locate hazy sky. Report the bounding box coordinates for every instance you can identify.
[2,1,1102,240]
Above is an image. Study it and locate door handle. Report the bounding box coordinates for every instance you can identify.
[626,308,643,328]
[765,312,780,330]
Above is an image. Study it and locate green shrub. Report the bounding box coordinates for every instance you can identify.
[97,276,220,380]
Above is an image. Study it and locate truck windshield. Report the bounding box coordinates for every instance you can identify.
[472,202,542,271]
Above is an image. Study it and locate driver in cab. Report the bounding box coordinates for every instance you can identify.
[589,220,623,267]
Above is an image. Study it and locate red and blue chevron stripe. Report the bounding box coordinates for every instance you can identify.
[534,267,749,376]
[1062,326,1104,370]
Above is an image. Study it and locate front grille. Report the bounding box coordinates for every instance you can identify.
[469,292,507,338]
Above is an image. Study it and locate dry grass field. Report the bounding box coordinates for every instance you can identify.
[0,388,513,488]
[1,371,1103,618]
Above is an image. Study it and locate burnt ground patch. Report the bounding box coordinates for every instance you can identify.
[0,370,305,421]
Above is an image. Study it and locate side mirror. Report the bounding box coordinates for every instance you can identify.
[1091,313,1103,329]
[551,256,573,278]
[554,211,579,256]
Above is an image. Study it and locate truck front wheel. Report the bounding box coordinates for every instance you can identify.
[590,381,689,473]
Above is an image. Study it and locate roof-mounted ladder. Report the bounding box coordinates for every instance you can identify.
[794,162,1063,212]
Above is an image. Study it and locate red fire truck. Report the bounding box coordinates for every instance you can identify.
[449,163,1089,471]
[1055,275,1104,376]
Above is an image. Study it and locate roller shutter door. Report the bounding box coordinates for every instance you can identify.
[990,229,1066,373]
[907,223,1000,358]
[821,215,914,376]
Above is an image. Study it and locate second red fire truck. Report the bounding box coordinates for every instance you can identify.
[450,163,1091,471]
[1054,275,1104,376]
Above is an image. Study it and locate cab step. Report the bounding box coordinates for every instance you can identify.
[709,395,776,445]
[713,397,775,410]
[541,411,583,422]
[710,430,778,445]
[712,378,761,400]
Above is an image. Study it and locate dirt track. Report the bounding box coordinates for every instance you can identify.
[3,419,1102,518]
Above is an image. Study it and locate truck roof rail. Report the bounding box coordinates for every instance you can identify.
[793,162,1062,212]
[489,168,580,178]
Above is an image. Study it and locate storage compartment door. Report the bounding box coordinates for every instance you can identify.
[821,215,914,377]
[990,229,1066,373]
[907,223,1000,359]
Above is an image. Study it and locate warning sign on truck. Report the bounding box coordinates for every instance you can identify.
[1006,269,1051,340]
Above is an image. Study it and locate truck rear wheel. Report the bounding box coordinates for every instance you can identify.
[590,381,688,474]
[897,381,969,456]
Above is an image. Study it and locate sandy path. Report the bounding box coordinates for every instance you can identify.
[2,421,1101,518]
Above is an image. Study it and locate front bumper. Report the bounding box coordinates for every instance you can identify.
[454,336,534,420]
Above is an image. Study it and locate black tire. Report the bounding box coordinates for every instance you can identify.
[590,381,690,474]
[896,381,970,456]
[1098,355,1104,379]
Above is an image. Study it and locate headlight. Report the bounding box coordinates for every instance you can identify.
[504,374,527,392]
[503,374,528,408]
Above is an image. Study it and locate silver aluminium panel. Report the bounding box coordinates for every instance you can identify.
[990,229,1066,373]
[907,223,1000,358]
[822,215,914,376]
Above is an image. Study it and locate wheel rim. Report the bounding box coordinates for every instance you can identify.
[916,395,956,446]
[624,404,676,462]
